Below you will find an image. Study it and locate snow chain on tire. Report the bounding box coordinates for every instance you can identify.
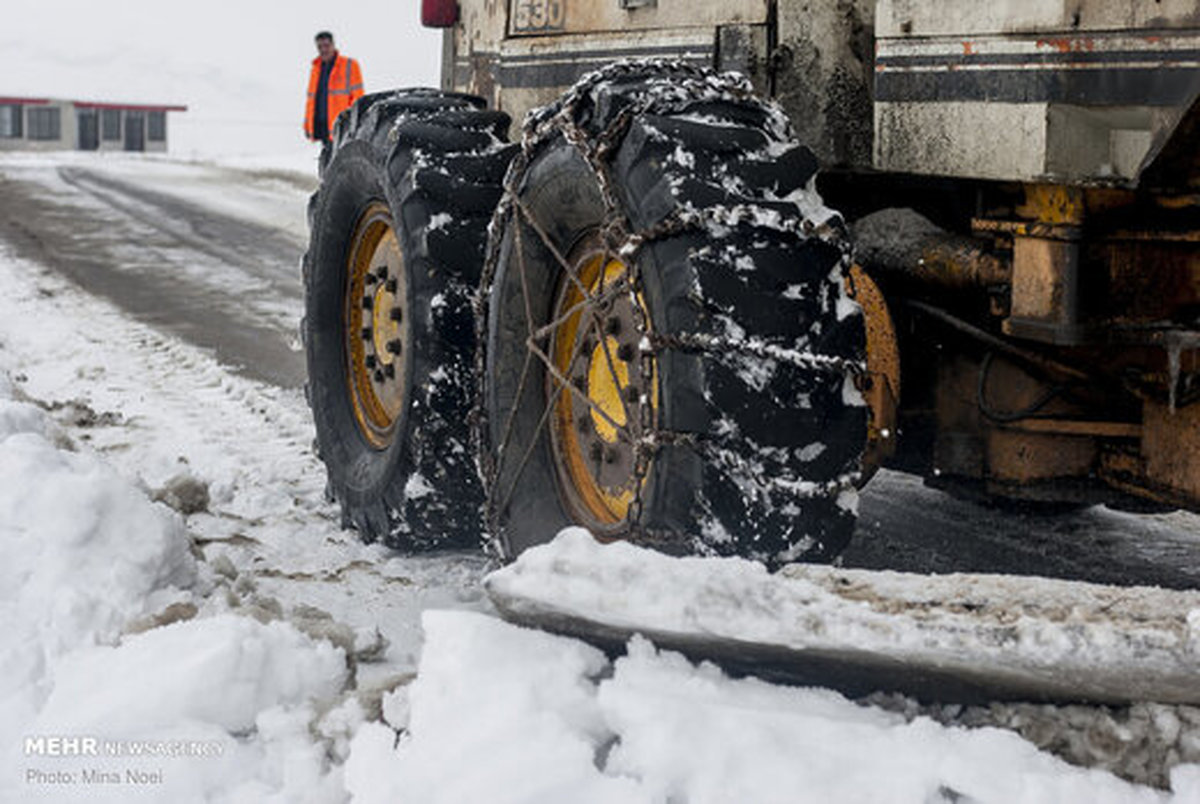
[304,89,517,549]
[479,61,868,565]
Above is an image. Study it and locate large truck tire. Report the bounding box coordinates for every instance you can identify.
[480,62,868,565]
[304,89,516,549]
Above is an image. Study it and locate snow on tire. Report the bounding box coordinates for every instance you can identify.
[481,61,867,564]
[304,89,516,549]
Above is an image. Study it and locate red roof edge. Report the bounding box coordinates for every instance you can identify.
[0,97,51,105]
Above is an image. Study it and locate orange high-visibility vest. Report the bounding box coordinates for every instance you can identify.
[305,52,364,139]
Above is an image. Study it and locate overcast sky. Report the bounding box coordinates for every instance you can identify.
[5,1,444,161]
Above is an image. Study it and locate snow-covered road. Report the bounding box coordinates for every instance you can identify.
[1,152,1198,802]
[0,153,313,387]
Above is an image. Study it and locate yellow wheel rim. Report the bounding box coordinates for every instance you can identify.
[548,252,658,529]
[344,202,409,450]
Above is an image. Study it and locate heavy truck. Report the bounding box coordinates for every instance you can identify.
[301,0,1200,700]
[305,0,1200,564]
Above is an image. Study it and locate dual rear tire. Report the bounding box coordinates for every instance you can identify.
[304,67,867,564]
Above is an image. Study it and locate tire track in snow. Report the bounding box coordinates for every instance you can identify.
[0,160,306,387]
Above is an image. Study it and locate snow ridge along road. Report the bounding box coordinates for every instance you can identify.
[487,530,1200,705]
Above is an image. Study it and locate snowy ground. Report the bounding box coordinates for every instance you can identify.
[1,151,1199,802]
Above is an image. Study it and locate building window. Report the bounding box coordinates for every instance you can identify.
[147,111,166,142]
[27,107,61,141]
[0,105,22,138]
[101,109,121,140]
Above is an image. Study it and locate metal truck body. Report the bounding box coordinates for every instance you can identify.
[438,0,1200,516]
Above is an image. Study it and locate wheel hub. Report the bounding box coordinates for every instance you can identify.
[344,202,409,450]
[372,281,402,366]
[548,252,657,529]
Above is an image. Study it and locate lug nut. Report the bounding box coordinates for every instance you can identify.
[373,369,385,383]
[589,442,603,462]
[365,355,377,369]
[375,265,388,279]
[578,415,591,433]
[362,296,373,310]
[617,343,634,362]
[385,278,398,293]
[572,376,586,391]
[624,385,639,403]
[365,273,378,285]
[604,448,618,465]
[361,327,372,341]
[386,339,402,355]
[390,308,402,322]
[385,364,396,379]
[605,317,622,336]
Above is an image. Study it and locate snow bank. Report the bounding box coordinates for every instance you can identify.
[25,615,348,803]
[34,615,346,737]
[345,610,646,804]
[0,391,195,728]
[602,639,1158,804]
[346,609,1174,804]
[0,376,350,801]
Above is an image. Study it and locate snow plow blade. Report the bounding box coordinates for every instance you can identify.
[484,530,1200,705]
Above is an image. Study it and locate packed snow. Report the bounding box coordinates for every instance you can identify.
[487,530,1200,705]
[0,361,351,801]
[345,609,1196,804]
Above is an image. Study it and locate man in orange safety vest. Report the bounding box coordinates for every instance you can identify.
[305,31,364,144]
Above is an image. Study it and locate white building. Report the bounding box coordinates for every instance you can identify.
[0,96,186,153]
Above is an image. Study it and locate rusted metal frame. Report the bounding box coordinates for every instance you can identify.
[971,218,1081,241]
[976,352,1075,424]
[907,299,1092,383]
[1001,419,1141,439]
[1098,448,1200,513]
